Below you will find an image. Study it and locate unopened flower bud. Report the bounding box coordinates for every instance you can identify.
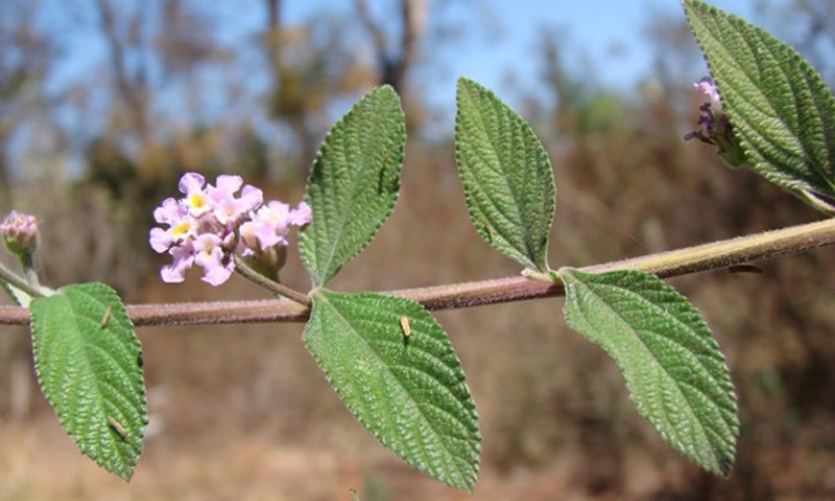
[240,245,288,283]
[1,211,39,258]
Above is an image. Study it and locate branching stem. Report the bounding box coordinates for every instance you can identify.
[1,217,834,327]
[0,261,45,300]
[232,256,311,307]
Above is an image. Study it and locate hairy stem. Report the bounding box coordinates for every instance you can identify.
[19,253,41,289]
[1,217,834,327]
[0,261,45,300]
[233,256,311,307]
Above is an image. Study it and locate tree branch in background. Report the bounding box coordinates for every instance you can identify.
[95,0,149,142]
[354,0,427,92]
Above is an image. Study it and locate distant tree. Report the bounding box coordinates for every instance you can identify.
[0,0,55,188]
[353,0,428,94]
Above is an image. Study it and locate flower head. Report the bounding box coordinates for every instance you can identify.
[1,210,39,258]
[149,172,307,286]
[685,76,747,168]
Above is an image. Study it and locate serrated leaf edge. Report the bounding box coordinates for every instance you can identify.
[559,268,739,476]
[304,291,480,491]
[30,283,146,480]
[300,85,406,287]
[454,77,555,272]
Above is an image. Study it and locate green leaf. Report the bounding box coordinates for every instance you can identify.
[29,283,146,480]
[300,86,406,287]
[455,77,556,272]
[558,268,738,476]
[303,291,480,490]
[683,0,835,211]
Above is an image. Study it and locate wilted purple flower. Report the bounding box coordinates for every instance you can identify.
[1,210,39,257]
[149,172,308,286]
[685,76,747,167]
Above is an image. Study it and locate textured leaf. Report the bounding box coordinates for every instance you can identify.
[300,86,406,287]
[559,268,738,476]
[684,0,835,211]
[455,77,555,272]
[303,291,480,490]
[30,283,146,480]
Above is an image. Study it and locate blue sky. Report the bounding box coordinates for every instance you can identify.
[19,0,766,176]
[285,0,756,103]
[46,0,759,120]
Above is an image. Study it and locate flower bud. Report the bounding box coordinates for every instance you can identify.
[240,245,288,283]
[1,211,39,258]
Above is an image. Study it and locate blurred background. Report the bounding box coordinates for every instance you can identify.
[1,0,835,499]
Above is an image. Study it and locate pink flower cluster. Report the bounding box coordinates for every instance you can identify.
[149,173,311,286]
[0,210,39,257]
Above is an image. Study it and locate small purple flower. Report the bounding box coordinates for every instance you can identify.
[192,233,234,286]
[1,210,39,257]
[694,77,722,112]
[685,76,747,168]
[149,198,196,253]
[208,176,263,225]
[160,243,195,283]
[288,202,312,227]
[179,172,212,217]
[241,201,312,251]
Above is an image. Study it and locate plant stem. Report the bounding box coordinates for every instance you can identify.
[233,255,311,307]
[0,261,45,300]
[1,217,834,327]
[19,253,41,289]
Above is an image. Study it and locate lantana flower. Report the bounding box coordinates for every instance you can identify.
[685,76,747,168]
[149,172,310,286]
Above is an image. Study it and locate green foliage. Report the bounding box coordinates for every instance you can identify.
[303,291,480,491]
[29,283,146,480]
[455,77,556,272]
[683,0,835,212]
[300,85,406,287]
[559,268,739,475]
